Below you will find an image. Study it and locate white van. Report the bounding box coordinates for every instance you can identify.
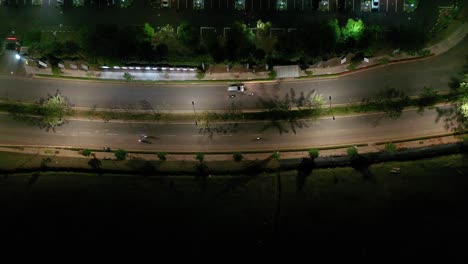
[228,84,245,92]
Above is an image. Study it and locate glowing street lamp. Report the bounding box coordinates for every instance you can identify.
[15,54,21,60]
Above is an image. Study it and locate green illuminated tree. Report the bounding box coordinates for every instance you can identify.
[143,23,155,42]
[256,19,272,37]
[328,19,341,43]
[341,19,365,42]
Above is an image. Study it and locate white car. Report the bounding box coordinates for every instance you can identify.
[161,0,169,8]
[372,0,379,11]
[228,84,245,93]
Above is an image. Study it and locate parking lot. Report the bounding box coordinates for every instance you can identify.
[0,0,410,13]
[148,0,407,12]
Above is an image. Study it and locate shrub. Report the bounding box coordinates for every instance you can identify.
[195,152,205,162]
[82,149,92,157]
[268,70,277,79]
[114,149,127,160]
[233,152,243,162]
[196,70,205,80]
[157,152,167,161]
[123,72,134,82]
[378,57,389,65]
[417,49,431,56]
[384,143,397,153]
[347,62,360,71]
[347,146,359,158]
[308,148,319,159]
[271,151,280,160]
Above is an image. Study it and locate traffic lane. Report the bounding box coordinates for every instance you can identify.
[0,76,228,110]
[0,106,453,151]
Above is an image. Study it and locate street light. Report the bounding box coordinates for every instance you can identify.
[329,96,335,120]
[192,101,198,127]
[15,54,20,60]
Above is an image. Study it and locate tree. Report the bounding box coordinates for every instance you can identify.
[39,93,71,129]
[271,151,280,160]
[23,30,42,46]
[256,19,272,37]
[308,148,319,159]
[156,24,176,42]
[195,152,205,162]
[82,149,92,157]
[177,23,199,47]
[341,19,366,43]
[233,152,243,162]
[225,21,255,61]
[308,92,325,109]
[384,143,397,153]
[157,152,167,161]
[328,19,341,44]
[63,40,80,57]
[155,43,169,59]
[114,149,127,160]
[253,49,266,64]
[347,146,359,159]
[143,23,155,42]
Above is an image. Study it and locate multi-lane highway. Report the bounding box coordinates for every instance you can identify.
[0,30,466,151]
[0,105,458,151]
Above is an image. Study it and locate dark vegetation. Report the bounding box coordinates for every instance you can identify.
[0,154,467,259]
[22,17,432,69]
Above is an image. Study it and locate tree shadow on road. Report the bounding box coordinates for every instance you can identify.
[435,106,468,133]
[255,88,323,135]
[197,102,243,140]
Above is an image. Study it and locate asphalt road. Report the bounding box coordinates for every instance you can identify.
[0,37,466,112]
[0,105,456,151]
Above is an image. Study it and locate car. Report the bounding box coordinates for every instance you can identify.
[372,0,379,11]
[227,84,245,93]
[161,0,169,7]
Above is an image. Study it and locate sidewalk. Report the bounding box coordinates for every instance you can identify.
[24,23,468,82]
[309,23,468,76]
[0,134,462,163]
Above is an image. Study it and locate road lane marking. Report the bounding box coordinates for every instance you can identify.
[106,133,119,136]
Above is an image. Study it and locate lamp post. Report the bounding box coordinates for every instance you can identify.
[329,96,335,120]
[192,101,198,127]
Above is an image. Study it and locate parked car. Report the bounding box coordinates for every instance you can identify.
[372,0,379,11]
